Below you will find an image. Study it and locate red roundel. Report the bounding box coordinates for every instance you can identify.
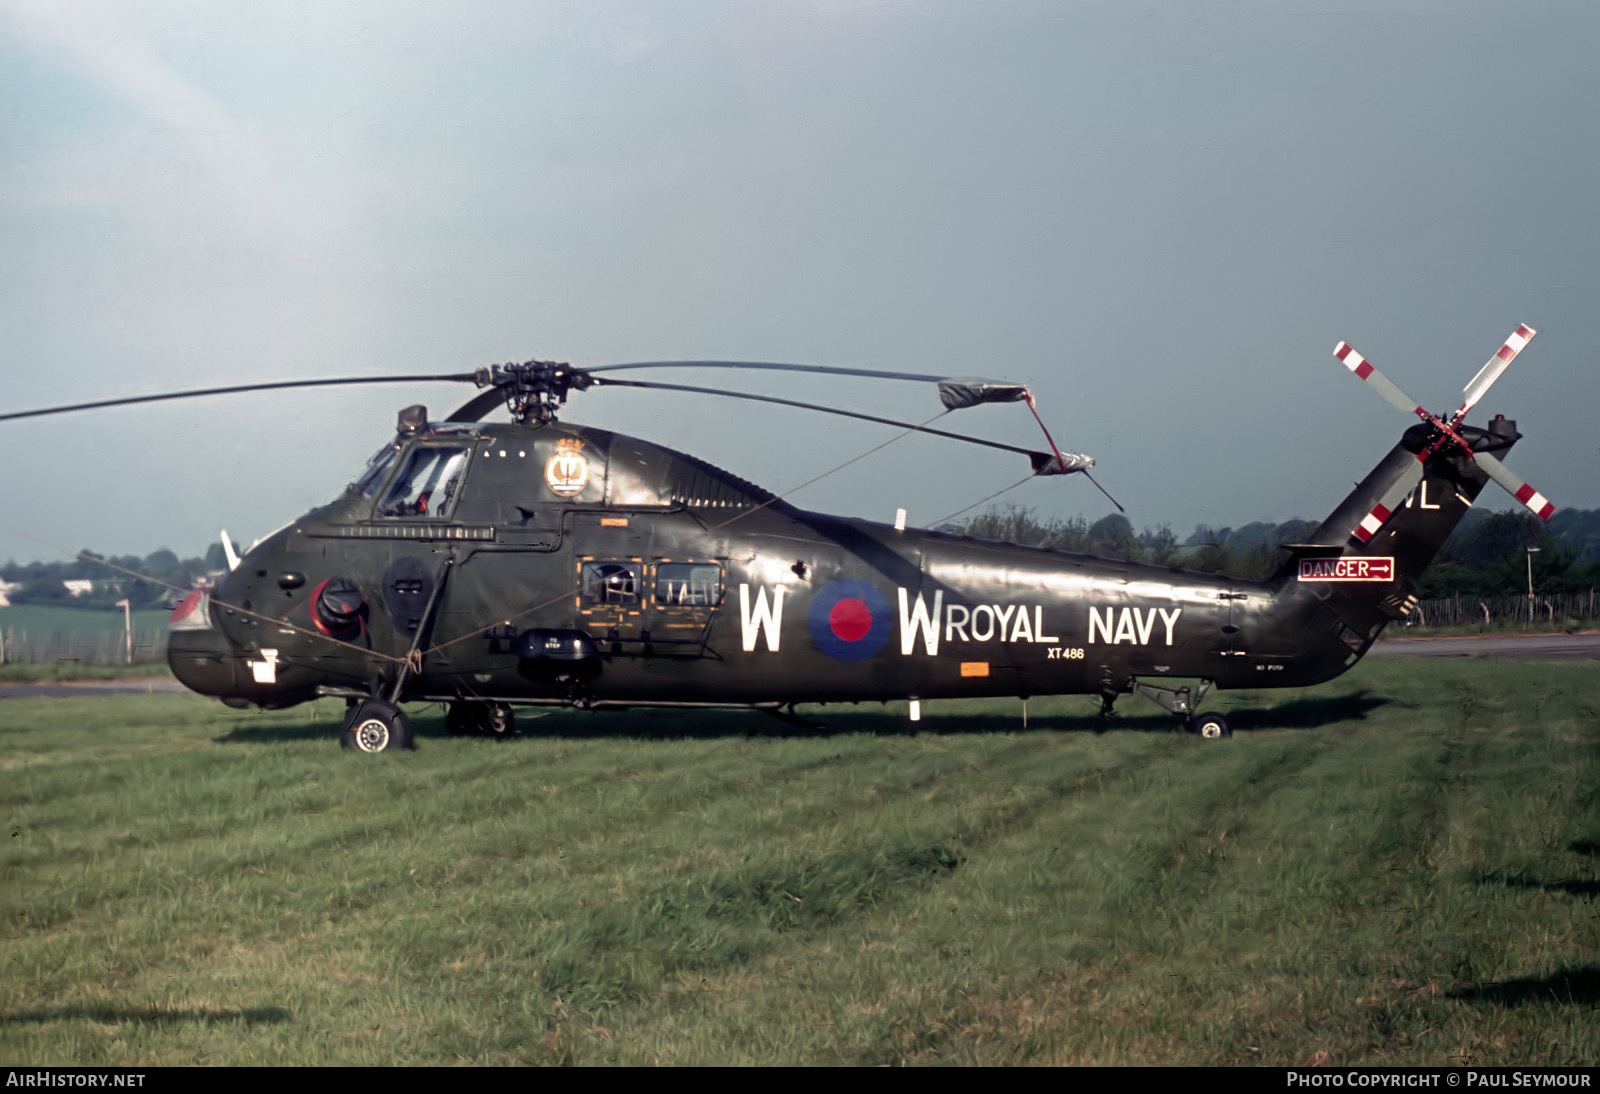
[828,597,872,642]
[808,579,892,662]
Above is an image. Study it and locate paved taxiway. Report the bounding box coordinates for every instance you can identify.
[1367,633,1600,659]
[2,633,1595,701]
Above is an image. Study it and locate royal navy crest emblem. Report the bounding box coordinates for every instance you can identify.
[544,438,590,497]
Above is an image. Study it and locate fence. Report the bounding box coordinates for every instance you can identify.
[1408,590,1598,629]
[0,626,168,666]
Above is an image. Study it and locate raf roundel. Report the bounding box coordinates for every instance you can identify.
[808,578,893,662]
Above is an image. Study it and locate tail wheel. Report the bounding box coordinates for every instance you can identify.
[486,703,515,738]
[445,701,515,738]
[340,699,414,752]
[1189,712,1232,739]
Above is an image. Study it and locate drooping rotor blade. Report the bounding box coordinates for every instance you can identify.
[1451,323,1536,426]
[446,387,508,423]
[1470,449,1555,520]
[592,376,1072,469]
[1083,471,1124,512]
[1333,342,1430,422]
[595,361,1043,415]
[1348,460,1426,544]
[588,360,952,383]
[0,374,477,424]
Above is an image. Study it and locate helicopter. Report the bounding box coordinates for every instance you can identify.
[1,326,1553,751]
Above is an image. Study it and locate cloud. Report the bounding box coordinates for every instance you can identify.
[7,0,282,222]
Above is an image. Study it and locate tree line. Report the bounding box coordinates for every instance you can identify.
[1,543,230,610]
[947,505,1600,599]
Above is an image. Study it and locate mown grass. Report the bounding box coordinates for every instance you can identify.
[2,658,1597,1065]
[0,663,175,683]
[0,604,171,669]
[0,604,171,635]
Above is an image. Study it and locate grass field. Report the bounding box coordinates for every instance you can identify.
[2,658,1597,1066]
[0,663,175,683]
[0,603,171,636]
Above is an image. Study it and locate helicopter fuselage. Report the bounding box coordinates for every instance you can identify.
[166,414,1504,719]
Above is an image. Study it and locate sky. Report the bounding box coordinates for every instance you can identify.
[3,0,1598,566]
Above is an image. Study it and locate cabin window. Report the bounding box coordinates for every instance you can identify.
[654,563,721,607]
[354,442,402,497]
[580,561,641,606]
[379,446,469,518]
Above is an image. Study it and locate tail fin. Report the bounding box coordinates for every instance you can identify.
[1273,418,1520,634]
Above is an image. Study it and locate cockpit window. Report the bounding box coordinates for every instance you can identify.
[379,446,469,518]
[354,441,402,497]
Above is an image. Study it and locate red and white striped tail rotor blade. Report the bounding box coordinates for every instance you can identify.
[1333,342,1429,421]
[1472,450,1555,521]
[1453,323,1536,424]
[1350,461,1424,544]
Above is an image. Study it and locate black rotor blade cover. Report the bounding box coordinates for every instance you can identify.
[938,378,1033,409]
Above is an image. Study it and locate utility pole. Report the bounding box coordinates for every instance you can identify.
[116,598,132,663]
[1526,547,1540,626]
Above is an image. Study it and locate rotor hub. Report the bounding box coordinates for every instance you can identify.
[474,360,594,423]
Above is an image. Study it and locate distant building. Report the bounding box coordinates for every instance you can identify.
[62,580,94,598]
[0,581,19,607]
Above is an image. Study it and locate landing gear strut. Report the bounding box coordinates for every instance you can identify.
[1131,678,1232,739]
[1098,670,1120,717]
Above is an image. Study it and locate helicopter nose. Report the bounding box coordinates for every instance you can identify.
[166,588,241,699]
[166,584,324,709]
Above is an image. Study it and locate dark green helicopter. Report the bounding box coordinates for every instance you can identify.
[1,326,1553,750]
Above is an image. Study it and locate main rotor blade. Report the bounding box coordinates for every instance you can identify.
[1333,342,1430,422]
[446,387,507,423]
[0,374,477,423]
[591,376,1069,466]
[1470,450,1555,520]
[1451,323,1536,426]
[588,360,952,383]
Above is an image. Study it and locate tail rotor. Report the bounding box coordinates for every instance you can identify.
[1330,324,1553,539]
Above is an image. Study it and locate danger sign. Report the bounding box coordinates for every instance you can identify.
[1298,557,1395,582]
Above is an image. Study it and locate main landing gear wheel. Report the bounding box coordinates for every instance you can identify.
[1188,712,1232,739]
[340,699,414,752]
